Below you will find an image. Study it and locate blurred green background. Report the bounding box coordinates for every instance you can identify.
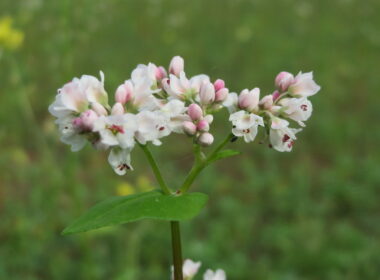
[1,0,379,279]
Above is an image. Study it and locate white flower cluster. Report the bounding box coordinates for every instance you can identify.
[171,259,226,280]
[49,56,321,175]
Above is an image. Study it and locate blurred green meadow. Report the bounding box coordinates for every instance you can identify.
[1,0,380,279]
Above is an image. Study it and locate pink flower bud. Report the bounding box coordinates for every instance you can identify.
[275,71,294,92]
[73,109,98,132]
[272,90,280,101]
[182,121,197,136]
[115,81,133,105]
[197,119,209,132]
[215,88,229,102]
[214,79,225,92]
[169,56,184,76]
[188,103,203,121]
[155,66,167,80]
[91,102,108,116]
[199,82,215,105]
[238,88,260,111]
[198,132,214,147]
[259,95,274,109]
[111,102,125,115]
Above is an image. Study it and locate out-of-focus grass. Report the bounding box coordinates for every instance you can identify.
[0,0,379,279]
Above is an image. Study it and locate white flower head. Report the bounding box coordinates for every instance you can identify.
[55,116,87,152]
[269,118,302,152]
[108,148,133,175]
[229,110,264,143]
[160,99,189,133]
[279,97,313,126]
[135,111,171,146]
[183,259,201,279]
[288,71,321,97]
[93,114,137,149]
[203,269,226,280]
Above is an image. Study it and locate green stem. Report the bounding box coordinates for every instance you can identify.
[179,133,234,193]
[139,143,172,195]
[171,221,183,280]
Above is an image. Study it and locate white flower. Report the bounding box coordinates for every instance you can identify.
[269,118,301,152]
[203,269,226,280]
[163,72,210,100]
[160,99,189,133]
[279,97,313,126]
[183,259,201,279]
[131,79,161,111]
[288,71,321,97]
[229,110,264,143]
[222,92,238,113]
[135,111,171,145]
[49,72,108,118]
[56,116,87,152]
[108,148,133,175]
[93,114,137,149]
[131,63,158,87]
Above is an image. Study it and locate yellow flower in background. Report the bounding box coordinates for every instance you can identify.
[116,182,135,196]
[115,175,154,196]
[0,16,24,50]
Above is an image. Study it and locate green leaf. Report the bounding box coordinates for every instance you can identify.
[208,149,241,164]
[62,190,208,235]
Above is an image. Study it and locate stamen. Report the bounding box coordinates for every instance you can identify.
[282,134,290,143]
[108,124,125,135]
[300,104,308,111]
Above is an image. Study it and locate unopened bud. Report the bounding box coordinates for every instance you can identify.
[272,90,280,101]
[198,132,214,147]
[73,109,98,132]
[115,81,133,104]
[238,88,260,111]
[182,121,197,136]
[215,88,229,102]
[214,79,225,92]
[275,71,294,92]
[259,95,274,110]
[169,56,184,76]
[199,82,215,105]
[111,102,125,115]
[91,102,108,116]
[155,66,167,80]
[197,119,209,132]
[188,103,203,121]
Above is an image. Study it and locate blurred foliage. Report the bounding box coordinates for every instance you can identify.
[0,0,379,279]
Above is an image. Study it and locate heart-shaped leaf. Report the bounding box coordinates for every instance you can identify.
[207,149,241,164]
[62,190,208,235]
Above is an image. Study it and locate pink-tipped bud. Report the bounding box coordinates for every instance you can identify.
[259,95,274,110]
[198,132,214,147]
[155,66,167,80]
[115,81,133,105]
[73,109,98,132]
[91,102,108,116]
[272,90,280,101]
[199,82,215,105]
[275,71,294,92]
[214,79,225,92]
[197,119,209,132]
[215,88,229,102]
[169,56,184,76]
[188,103,203,121]
[182,121,197,136]
[111,102,125,115]
[238,88,260,111]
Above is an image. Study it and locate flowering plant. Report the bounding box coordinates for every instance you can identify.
[49,56,320,279]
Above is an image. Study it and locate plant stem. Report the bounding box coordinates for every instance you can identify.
[171,221,183,280]
[139,143,184,280]
[139,143,172,195]
[179,133,234,193]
